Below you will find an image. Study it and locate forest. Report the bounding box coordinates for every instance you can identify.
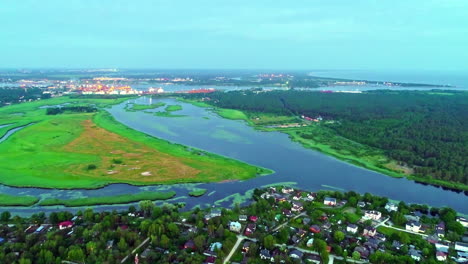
[182,90,468,186]
[0,87,50,106]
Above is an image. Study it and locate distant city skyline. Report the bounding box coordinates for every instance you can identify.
[1,0,467,71]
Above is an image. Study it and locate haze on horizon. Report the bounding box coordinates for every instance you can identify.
[1,0,467,71]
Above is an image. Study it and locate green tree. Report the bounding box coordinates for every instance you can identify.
[264,235,276,250]
[334,231,345,242]
[67,246,85,263]
[352,251,361,260]
[160,234,170,249]
[0,211,11,222]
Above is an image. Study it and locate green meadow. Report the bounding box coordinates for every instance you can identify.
[0,96,271,189]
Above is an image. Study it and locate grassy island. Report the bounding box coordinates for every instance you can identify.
[0,96,272,189]
[188,188,208,197]
[38,191,176,207]
[0,194,39,206]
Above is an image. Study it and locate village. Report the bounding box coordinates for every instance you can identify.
[0,187,467,264]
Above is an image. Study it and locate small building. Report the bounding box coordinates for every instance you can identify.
[456,216,468,228]
[409,247,422,262]
[436,251,447,261]
[455,242,468,253]
[209,242,222,252]
[406,221,422,233]
[364,210,382,221]
[58,221,73,230]
[292,201,304,212]
[211,209,222,218]
[306,238,314,247]
[282,209,293,218]
[323,197,337,206]
[239,215,248,222]
[260,249,272,260]
[310,225,321,234]
[385,202,398,212]
[363,227,376,237]
[184,240,196,250]
[303,217,311,225]
[435,222,445,238]
[245,224,256,236]
[249,216,258,222]
[282,187,294,194]
[229,221,242,233]
[289,249,304,259]
[242,241,251,253]
[346,224,358,234]
[304,254,321,264]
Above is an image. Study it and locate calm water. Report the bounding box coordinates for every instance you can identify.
[1,97,467,216]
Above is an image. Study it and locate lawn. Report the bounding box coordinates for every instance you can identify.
[38,191,176,207]
[0,97,272,189]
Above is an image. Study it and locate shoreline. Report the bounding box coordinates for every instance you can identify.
[177,97,468,193]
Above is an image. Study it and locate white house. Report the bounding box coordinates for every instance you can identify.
[385,202,398,212]
[229,222,242,233]
[457,217,468,228]
[406,221,422,233]
[364,210,382,221]
[323,197,337,206]
[346,224,358,234]
[436,251,447,261]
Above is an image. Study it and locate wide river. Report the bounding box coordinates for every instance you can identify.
[1,97,467,216]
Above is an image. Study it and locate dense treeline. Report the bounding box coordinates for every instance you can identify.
[0,87,50,106]
[46,106,97,115]
[183,90,468,185]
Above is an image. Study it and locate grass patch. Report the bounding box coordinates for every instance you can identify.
[188,189,207,197]
[129,102,166,111]
[215,108,249,121]
[165,105,183,112]
[38,191,176,207]
[0,193,39,206]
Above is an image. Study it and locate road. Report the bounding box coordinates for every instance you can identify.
[120,237,150,263]
[223,235,252,264]
[272,212,307,232]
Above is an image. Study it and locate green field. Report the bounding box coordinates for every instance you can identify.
[127,102,166,111]
[38,191,176,207]
[0,96,271,189]
[165,104,183,112]
[0,194,39,206]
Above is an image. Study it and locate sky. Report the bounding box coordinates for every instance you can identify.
[1,0,468,70]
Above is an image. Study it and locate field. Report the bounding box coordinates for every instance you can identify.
[0,97,271,189]
[38,191,176,207]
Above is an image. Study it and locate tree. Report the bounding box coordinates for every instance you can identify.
[139,200,155,216]
[1,211,11,222]
[118,238,127,252]
[391,212,406,226]
[352,251,361,260]
[67,246,85,263]
[160,234,170,249]
[333,231,345,242]
[264,235,276,250]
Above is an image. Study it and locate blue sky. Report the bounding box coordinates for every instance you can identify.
[1,0,467,70]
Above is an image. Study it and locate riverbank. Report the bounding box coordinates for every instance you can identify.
[178,97,468,192]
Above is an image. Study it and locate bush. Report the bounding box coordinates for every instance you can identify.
[87,164,97,170]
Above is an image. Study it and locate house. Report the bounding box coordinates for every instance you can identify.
[322,223,332,230]
[385,202,398,212]
[364,210,382,221]
[242,241,251,253]
[298,229,307,238]
[282,209,293,218]
[239,215,248,222]
[303,218,311,225]
[406,221,422,233]
[323,197,337,206]
[204,256,216,264]
[363,226,376,237]
[357,201,366,208]
[392,240,402,250]
[229,222,242,233]
[455,242,468,253]
[184,240,196,250]
[140,248,152,259]
[209,242,222,252]
[304,254,321,264]
[306,238,314,247]
[259,249,272,260]
[292,193,302,200]
[244,224,256,236]
[436,251,447,261]
[291,235,300,245]
[307,193,316,200]
[354,246,369,259]
[435,222,445,238]
[292,201,304,212]
[310,225,321,234]
[457,216,468,228]
[282,187,294,194]
[106,240,114,249]
[249,216,258,222]
[58,221,73,230]
[289,249,304,259]
[409,247,422,261]
[211,209,222,218]
[346,224,358,234]
[457,252,468,262]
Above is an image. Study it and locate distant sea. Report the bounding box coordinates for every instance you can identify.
[309,70,468,90]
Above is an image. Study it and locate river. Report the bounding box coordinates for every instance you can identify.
[1,97,467,216]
